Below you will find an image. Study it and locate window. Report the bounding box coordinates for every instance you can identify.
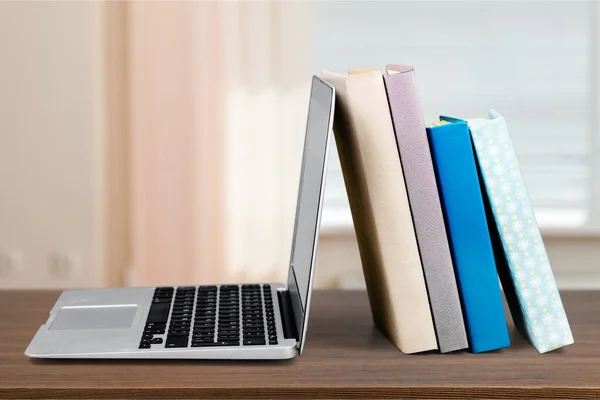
[315,1,600,234]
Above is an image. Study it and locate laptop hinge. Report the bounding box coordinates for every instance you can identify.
[277,290,299,341]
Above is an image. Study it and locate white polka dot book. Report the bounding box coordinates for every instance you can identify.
[464,110,575,353]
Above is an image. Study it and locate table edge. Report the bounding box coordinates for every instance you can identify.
[1,385,599,399]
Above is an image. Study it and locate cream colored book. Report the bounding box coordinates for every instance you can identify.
[322,70,437,353]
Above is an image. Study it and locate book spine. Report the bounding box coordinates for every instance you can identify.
[383,67,467,352]
[469,111,574,353]
[427,121,510,353]
[323,70,437,354]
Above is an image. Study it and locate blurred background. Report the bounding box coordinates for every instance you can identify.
[0,1,598,290]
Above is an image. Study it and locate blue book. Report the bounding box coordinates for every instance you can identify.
[426,119,510,353]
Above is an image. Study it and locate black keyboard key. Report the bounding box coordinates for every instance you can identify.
[193,330,215,336]
[219,341,240,346]
[170,319,191,324]
[151,337,163,344]
[218,303,239,308]
[243,320,264,326]
[193,331,214,337]
[218,331,238,337]
[218,329,239,335]
[165,335,189,348]
[195,319,217,324]
[243,331,265,338]
[191,335,214,341]
[219,325,239,331]
[174,297,194,302]
[152,297,172,304]
[243,305,262,310]
[219,315,239,319]
[194,327,214,332]
[192,341,215,347]
[169,329,190,335]
[145,321,166,327]
[243,338,266,346]
[243,326,264,331]
[169,327,191,333]
[170,319,192,325]
[145,327,165,335]
[218,318,239,324]
[219,326,239,332]
[147,302,171,323]
[218,319,239,324]
[243,313,263,319]
[218,312,239,317]
[243,324,265,329]
[173,302,194,308]
[139,342,151,349]
[171,314,192,320]
[243,333,264,339]
[171,319,192,325]
[192,338,214,344]
[196,302,217,307]
[191,342,214,347]
[194,324,216,330]
[218,336,240,342]
[194,320,216,326]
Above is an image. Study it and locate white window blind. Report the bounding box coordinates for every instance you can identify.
[315,1,599,232]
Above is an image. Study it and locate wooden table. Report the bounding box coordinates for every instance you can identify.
[1,290,599,399]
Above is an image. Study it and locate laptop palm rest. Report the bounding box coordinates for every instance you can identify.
[49,306,138,330]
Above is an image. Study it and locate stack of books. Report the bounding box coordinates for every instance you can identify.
[322,66,574,354]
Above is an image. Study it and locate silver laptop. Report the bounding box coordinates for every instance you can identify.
[25,76,335,360]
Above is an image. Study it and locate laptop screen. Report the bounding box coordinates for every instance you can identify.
[287,76,334,354]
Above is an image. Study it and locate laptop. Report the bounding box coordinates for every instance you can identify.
[25,76,335,360]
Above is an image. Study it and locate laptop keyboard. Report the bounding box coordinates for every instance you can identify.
[138,284,278,349]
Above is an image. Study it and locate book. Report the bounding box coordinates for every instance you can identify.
[383,66,467,353]
[322,69,437,354]
[466,109,574,353]
[427,119,510,353]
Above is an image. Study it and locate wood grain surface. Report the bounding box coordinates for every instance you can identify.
[1,290,599,399]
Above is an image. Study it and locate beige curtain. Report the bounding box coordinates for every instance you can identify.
[127,2,313,286]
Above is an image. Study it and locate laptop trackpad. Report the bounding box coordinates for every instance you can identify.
[49,305,138,330]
